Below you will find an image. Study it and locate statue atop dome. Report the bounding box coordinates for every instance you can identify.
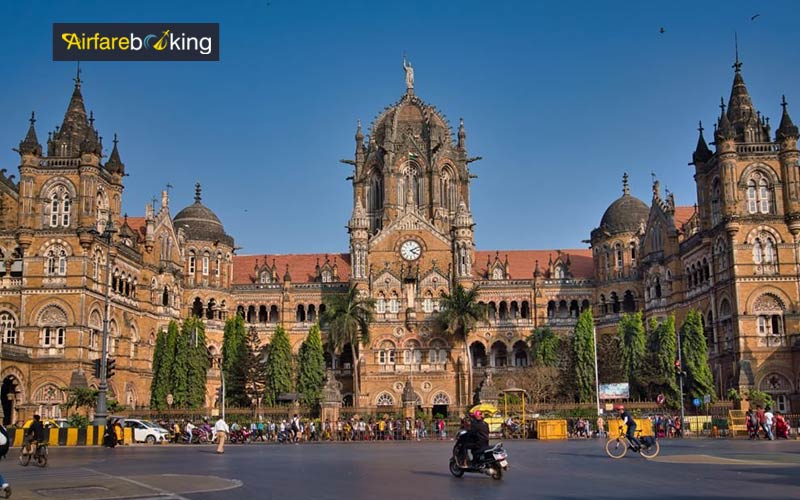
[403,53,414,94]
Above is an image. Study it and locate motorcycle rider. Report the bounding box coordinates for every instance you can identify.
[616,405,640,451]
[458,410,490,467]
[184,420,195,442]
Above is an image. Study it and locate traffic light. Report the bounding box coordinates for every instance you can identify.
[216,386,224,404]
[674,359,681,373]
[106,357,116,379]
[93,358,101,378]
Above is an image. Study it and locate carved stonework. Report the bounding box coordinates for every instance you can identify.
[37,305,68,326]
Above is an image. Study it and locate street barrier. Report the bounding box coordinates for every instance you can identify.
[537,420,567,440]
[9,426,133,446]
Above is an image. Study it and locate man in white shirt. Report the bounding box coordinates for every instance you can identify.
[185,420,195,442]
[214,417,229,453]
[764,407,775,441]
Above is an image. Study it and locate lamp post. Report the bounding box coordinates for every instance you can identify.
[93,221,117,425]
[676,328,686,437]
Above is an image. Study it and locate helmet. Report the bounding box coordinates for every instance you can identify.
[472,410,483,419]
[615,405,625,412]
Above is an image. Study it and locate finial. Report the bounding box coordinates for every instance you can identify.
[719,97,726,114]
[74,61,82,87]
[113,133,118,147]
[622,172,630,195]
[698,120,704,134]
[29,111,36,126]
[194,182,202,203]
[782,94,788,112]
[733,32,742,72]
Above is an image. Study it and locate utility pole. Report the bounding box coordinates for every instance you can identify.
[592,326,601,416]
[676,328,686,437]
[93,221,117,425]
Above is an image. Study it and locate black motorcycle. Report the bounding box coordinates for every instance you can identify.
[449,430,509,480]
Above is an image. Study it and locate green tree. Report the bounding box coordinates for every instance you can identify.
[297,323,326,407]
[573,309,596,403]
[653,315,680,403]
[61,387,99,414]
[321,285,375,408]
[436,284,487,406]
[184,317,210,409]
[170,320,192,406]
[680,309,715,401]
[617,312,646,398]
[241,326,267,407]
[149,329,167,408]
[527,326,559,367]
[150,321,179,409]
[222,315,247,404]
[264,325,294,405]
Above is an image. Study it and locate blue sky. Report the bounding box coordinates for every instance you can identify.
[1,0,798,254]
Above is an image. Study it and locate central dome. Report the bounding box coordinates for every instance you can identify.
[597,174,649,235]
[173,183,233,246]
[370,93,453,147]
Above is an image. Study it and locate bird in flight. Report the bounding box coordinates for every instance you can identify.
[751,14,760,21]
[659,27,666,34]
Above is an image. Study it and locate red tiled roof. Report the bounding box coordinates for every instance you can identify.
[674,205,695,228]
[474,249,594,280]
[233,253,351,284]
[125,216,147,238]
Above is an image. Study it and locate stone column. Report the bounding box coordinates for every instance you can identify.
[402,378,416,419]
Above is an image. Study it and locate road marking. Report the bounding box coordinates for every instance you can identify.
[82,468,191,500]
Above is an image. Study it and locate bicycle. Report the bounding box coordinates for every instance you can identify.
[605,426,659,459]
[19,442,48,467]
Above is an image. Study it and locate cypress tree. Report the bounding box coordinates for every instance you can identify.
[241,325,266,407]
[527,326,559,367]
[297,323,326,407]
[680,309,715,401]
[264,325,294,405]
[617,312,646,398]
[655,315,680,403]
[222,315,247,405]
[185,317,210,409]
[573,309,596,403]
[151,321,179,409]
[149,327,167,408]
[171,321,191,406]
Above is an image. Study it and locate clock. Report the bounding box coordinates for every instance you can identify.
[400,240,422,261]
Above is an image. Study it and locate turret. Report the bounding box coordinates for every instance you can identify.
[777,96,800,231]
[17,112,42,157]
[105,134,125,176]
[457,117,466,150]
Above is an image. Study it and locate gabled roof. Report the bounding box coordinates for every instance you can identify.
[233,253,351,285]
[673,206,695,228]
[474,249,594,280]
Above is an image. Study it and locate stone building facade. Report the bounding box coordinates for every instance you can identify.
[1,57,799,423]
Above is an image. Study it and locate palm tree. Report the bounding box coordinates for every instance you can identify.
[437,284,487,406]
[320,285,375,408]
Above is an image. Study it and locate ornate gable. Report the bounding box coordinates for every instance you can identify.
[368,209,450,249]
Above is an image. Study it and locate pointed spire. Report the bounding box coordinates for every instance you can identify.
[355,119,363,143]
[283,263,291,282]
[55,69,90,156]
[194,182,202,203]
[692,120,713,164]
[457,117,466,149]
[777,95,799,141]
[533,259,542,278]
[725,37,764,142]
[716,97,735,142]
[622,172,630,196]
[18,111,42,156]
[105,133,125,174]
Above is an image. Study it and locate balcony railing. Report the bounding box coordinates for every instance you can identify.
[736,143,779,155]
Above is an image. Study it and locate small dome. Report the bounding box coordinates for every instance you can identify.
[173,183,233,246]
[597,173,649,235]
[370,93,452,147]
[599,194,649,234]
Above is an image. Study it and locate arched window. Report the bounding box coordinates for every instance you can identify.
[554,265,565,279]
[376,392,395,407]
[719,299,733,351]
[48,185,71,228]
[753,294,785,347]
[376,292,386,314]
[389,292,399,314]
[377,340,396,365]
[45,245,67,276]
[0,311,17,344]
[215,253,221,277]
[710,178,722,226]
[440,167,457,213]
[39,305,67,348]
[615,243,623,270]
[630,242,637,267]
[188,250,196,274]
[96,189,109,233]
[202,252,209,276]
[422,291,433,313]
[746,173,773,214]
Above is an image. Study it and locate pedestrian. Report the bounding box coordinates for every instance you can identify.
[0,470,8,496]
[214,415,229,454]
[764,407,775,440]
[596,415,605,438]
[756,406,767,439]
[0,421,9,459]
[114,419,124,446]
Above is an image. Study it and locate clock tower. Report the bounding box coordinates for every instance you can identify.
[343,59,476,410]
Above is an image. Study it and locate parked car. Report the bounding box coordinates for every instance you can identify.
[123,418,169,444]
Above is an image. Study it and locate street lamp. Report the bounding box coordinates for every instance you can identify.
[676,328,686,437]
[92,221,117,425]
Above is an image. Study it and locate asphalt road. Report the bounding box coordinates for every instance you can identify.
[2,438,799,500]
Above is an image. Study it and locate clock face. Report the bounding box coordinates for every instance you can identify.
[400,240,422,261]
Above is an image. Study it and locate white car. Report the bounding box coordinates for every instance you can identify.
[123,418,169,444]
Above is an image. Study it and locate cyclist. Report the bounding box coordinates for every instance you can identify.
[24,414,45,457]
[616,405,640,451]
